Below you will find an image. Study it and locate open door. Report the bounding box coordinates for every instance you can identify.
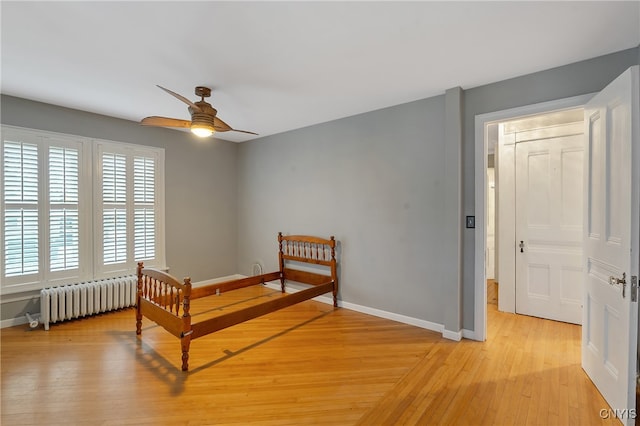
[582,66,639,425]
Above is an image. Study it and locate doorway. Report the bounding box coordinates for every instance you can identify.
[474,67,640,424]
[473,93,594,342]
[490,109,585,324]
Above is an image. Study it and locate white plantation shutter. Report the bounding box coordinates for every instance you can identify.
[49,209,79,270]
[96,143,164,277]
[3,141,39,277]
[102,209,127,264]
[49,146,79,271]
[134,156,155,260]
[101,153,127,265]
[2,125,164,293]
[4,209,39,276]
[4,142,38,202]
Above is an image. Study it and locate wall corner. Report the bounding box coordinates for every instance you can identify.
[442,86,464,333]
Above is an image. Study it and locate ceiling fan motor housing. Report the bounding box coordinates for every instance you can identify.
[189,102,218,127]
[191,112,216,125]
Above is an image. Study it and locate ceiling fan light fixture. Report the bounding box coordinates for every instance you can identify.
[190,123,215,138]
[141,85,257,137]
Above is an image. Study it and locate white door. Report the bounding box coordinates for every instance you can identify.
[582,66,639,425]
[515,129,584,324]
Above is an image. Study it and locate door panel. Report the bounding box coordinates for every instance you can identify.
[582,66,638,425]
[515,133,584,324]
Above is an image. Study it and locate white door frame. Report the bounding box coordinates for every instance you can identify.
[472,93,595,341]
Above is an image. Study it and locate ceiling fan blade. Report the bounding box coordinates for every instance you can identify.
[230,129,259,135]
[213,116,232,131]
[141,116,191,128]
[156,85,202,112]
[213,116,258,135]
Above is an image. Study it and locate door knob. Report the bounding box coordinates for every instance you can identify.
[609,272,627,297]
[609,273,626,286]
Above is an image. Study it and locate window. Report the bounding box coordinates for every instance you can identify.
[94,141,165,278]
[1,126,165,294]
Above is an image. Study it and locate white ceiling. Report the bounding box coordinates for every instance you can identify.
[1,1,639,142]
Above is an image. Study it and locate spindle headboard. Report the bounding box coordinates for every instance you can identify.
[277,233,338,304]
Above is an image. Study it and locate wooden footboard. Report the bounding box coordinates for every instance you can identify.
[136,263,193,371]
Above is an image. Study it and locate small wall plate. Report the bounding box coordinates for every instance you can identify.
[466,216,475,228]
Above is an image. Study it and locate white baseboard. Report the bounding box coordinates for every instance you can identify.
[462,328,478,340]
[443,329,462,341]
[264,281,465,338]
[443,328,477,341]
[341,298,445,334]
[2,315,30,329]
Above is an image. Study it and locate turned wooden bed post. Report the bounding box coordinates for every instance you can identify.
[329,236,338,308]
[136,262,144,335]
[180,277,192,372]
[278,232,286,293]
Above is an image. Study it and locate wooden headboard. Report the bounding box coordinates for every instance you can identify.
[277,232,338,292]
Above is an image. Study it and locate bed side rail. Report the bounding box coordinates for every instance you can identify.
[191,281,335,339]
[282,268,333,286]
[191,271,281,299]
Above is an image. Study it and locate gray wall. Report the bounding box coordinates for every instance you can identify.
[1,96,238,320]
[237,46,640,333]
[237,96,449,323]
[2,46,639,331]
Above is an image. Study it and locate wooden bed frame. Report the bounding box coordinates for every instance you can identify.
[136,233,338,371]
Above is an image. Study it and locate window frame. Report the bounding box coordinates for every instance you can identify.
[1,125,165,294]
[93,139,166,279]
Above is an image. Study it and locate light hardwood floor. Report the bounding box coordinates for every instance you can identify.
[487,279,498,306]
[1,285,615,425]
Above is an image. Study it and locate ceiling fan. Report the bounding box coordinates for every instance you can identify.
[141,85,257,138]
